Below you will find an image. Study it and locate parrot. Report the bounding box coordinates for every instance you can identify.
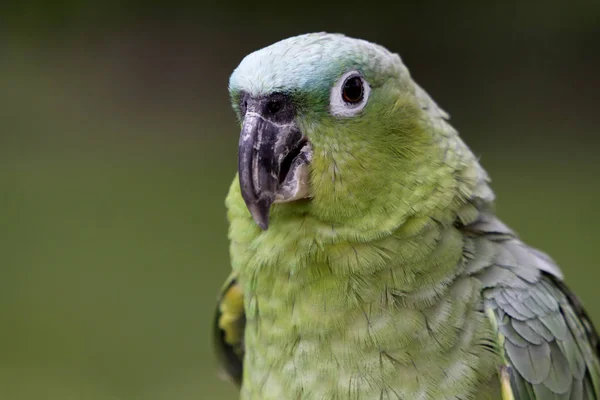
[213,32,600,399]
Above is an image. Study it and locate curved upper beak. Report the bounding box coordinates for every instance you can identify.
[238,111,311,230]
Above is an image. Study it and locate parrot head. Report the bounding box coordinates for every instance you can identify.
[229,33,463,232]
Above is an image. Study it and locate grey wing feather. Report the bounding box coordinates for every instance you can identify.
[463,209,600,400]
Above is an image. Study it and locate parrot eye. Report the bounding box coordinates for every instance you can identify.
[342,76,363,104]
[330,70,370,117]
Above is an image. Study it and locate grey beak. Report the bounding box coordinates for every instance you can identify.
[238,112,305,230]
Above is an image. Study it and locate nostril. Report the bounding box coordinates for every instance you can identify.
[267,100,281,114]
[239,97,248,114]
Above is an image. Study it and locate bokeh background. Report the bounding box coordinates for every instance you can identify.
[2,1,599,399]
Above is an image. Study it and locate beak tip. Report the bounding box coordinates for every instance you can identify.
[247,197,273,231]
[257,220,269,230]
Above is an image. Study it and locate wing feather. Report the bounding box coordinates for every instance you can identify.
[465,211,600,400]
[213,272,245,385]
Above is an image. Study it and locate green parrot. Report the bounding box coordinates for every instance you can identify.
[213,33,600,399]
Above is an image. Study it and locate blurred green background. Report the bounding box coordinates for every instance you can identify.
[2,1,599,399]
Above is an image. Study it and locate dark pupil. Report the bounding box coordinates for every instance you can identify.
[342,76,363,104]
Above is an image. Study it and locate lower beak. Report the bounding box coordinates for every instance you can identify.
[238,112,311,230]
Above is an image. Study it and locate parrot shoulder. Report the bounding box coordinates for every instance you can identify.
[464,210,600,399]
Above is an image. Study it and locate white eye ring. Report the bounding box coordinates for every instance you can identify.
[329,70,371,117]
